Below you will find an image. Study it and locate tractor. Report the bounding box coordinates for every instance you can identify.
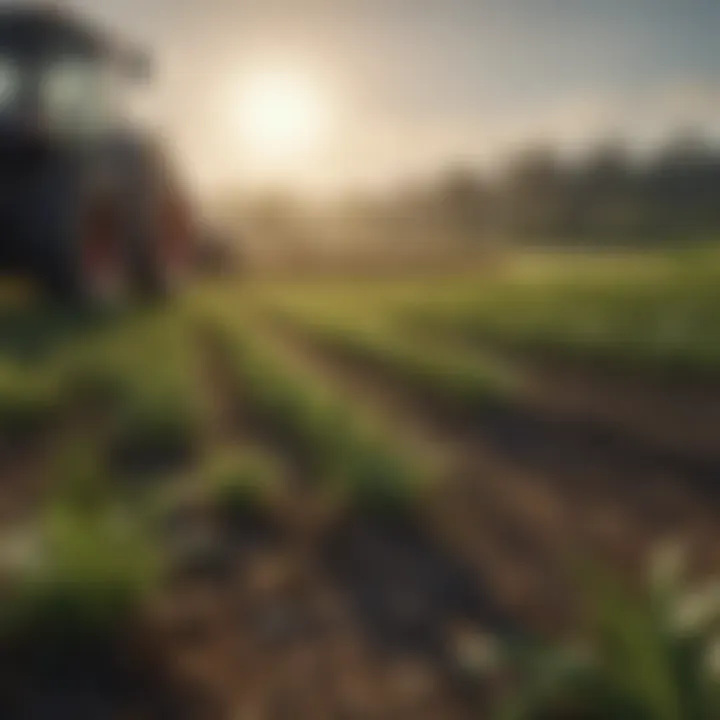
[0,5,194,304]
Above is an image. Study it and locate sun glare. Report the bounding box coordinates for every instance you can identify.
[235,69,332,173]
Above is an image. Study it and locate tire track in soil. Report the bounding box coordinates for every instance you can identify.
[270,321,720,633]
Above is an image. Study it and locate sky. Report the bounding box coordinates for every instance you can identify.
[46,0,720,195]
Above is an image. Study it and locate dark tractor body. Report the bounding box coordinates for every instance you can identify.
[0,6,194,304]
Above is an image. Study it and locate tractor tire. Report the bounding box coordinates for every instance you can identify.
[34,169,131,308]
[133,183,194,301]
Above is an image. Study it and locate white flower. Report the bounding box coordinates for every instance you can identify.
[649,542,686,592]
[454,630,501,675]
[704,637,720,678]
[673,583,720,635]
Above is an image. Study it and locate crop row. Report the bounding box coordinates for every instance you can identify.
[400,251,720,378]
[0,307,208,463]
[199,305,430,513]
[268,306,523,417]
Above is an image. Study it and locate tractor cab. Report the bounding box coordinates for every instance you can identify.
[0,6,149,142]
[0,7,190,306]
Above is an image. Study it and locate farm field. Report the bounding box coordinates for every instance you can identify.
[0,249,719,718]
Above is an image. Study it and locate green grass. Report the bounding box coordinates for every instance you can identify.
[401,249,720,379]
[61,309,209,467]
[0,445,160,656]
[0,508,159,647]
[0,310,182,657]
[246,247,720,379]
[198,447,283,519]
[0,360,64,438]
[0,303,109,363]
[110,366,207,464]
[0,258,714,707]
[0,304,138,439]
[489,547,720,720]
[269,306,522,415]
[199,306,431,513]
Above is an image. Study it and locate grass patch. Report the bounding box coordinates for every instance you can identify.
[0,361,63,439]
[0,446,160,661]
[0,509,158,651]
[110,370,207,466]
[59,311,210,471]
[200,308,431,514]
[246,248,720,379]
[199,447,283,520]
[488,547,720,719]
[271,307,522,415]
[402,249,720,379]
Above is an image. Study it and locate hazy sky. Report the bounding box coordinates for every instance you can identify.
[55,0,720,194]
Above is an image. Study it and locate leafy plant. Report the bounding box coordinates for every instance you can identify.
[200,447,283,518]
[203,312,431,513]
[103,337,208,466]
[0,361,63,438]
[403,250,720,380]
[0,450,160,658]
[273,309,521,415]
[491,547,720,720]
[112,375,206,460]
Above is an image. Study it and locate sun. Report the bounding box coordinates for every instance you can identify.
[235,68,332,173]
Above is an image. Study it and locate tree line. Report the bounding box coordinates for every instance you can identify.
[226,134,720,254]
[414,135,720,246]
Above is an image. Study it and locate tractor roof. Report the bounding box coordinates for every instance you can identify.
[0,4,135,61]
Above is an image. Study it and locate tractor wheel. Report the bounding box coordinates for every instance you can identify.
[42,194,130,308]
[135,190,193,299]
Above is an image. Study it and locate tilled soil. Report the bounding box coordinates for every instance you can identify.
[2,310,720,719]
[139,322,720,719]
[151,335,499,719]
[276,327,720,620]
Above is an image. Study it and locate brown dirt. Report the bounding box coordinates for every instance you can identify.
[423,333,720,464]
[501,348,720,464]
[276,326,720,622]
[150,333,496,719]
[3,312,720,719]
[136,320,720,718]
